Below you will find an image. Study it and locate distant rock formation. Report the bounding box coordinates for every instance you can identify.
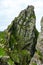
[29,17,43,65]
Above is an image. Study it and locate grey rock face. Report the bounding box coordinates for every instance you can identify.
[6,5,38,65]
[29,17,43,65]
[7,5,36,54]
[36,17,43,56]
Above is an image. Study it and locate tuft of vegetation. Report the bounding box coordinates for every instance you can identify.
[0,47,7,56]
[36,50,42,61]
[0,31,6,44]
[32,62,37,65]
[8,59,14,65]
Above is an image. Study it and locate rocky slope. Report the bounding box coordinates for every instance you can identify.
[29,17,43,65]
[0,5,39,65]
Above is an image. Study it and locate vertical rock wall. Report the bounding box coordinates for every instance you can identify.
[6,5,38,65]
[29,17,43,65]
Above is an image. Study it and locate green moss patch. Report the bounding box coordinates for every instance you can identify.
[0,47,7,56]
[32,62,37,65]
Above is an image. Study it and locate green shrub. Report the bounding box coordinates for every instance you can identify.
[0,48,7,56]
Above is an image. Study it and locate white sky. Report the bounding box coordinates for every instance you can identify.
[0,0,43,32]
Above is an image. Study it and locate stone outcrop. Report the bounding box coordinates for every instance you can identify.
[0,5,39,65]
[29,17,43,65]
[5,5,38,65]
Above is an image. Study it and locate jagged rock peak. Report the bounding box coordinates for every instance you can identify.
[19,5,34,17]
[27,5,34,9]
[7,5,35,32]
[5,5,38,65]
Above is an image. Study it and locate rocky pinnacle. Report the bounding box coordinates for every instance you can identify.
[29,17,43,65]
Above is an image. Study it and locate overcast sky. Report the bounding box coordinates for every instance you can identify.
[0,0,43,32]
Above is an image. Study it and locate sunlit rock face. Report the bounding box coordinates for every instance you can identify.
[29,17,43,65]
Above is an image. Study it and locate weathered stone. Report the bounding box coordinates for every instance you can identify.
[29,17,43,65]
[5,5,38,65]
[0,5,39,65]
[36,17,43,55]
